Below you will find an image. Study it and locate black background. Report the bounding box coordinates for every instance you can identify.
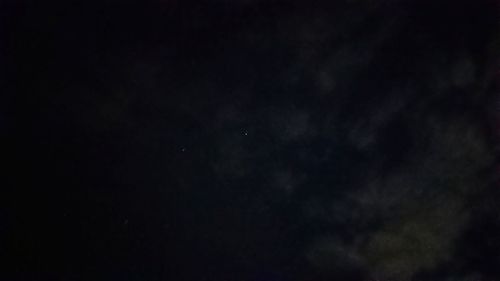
[3,1,500,280]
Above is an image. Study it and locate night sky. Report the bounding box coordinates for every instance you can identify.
[3,0,500,280]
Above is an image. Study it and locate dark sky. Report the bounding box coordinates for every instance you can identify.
[3,1,500,281]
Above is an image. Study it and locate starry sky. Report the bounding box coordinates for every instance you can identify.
[3,0,500,280]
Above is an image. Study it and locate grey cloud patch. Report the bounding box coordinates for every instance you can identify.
[269,108,313,142]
